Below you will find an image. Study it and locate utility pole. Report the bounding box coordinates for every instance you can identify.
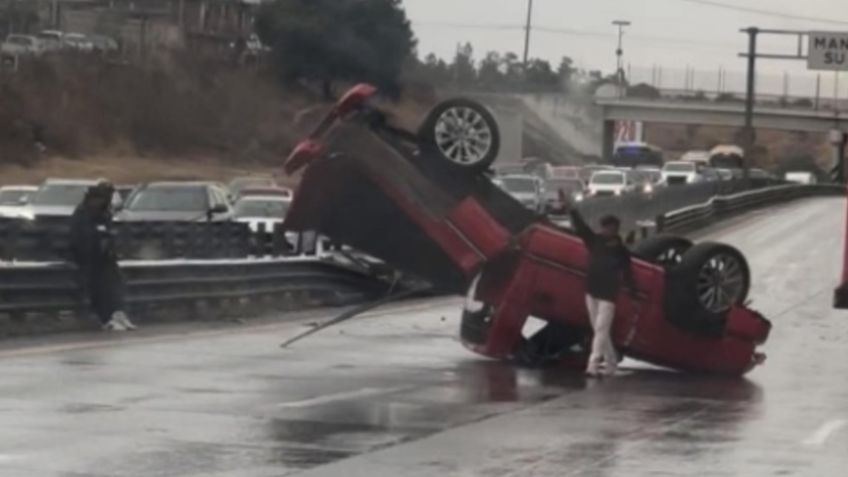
[522,0,534,76]
[741,27,758,177]
[612,20,631,97]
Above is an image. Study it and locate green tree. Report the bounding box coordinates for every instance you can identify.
[501,52,522,87]
[255,0,416,97]
[414,53,452,85]
[525,58,559,91]
[477,51,503,90]
[450,42,476,87]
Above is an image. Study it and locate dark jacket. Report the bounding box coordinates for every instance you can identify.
[69,204,116,269]
[570,209,635,301]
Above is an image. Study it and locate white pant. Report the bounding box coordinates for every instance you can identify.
[585,295,617,374]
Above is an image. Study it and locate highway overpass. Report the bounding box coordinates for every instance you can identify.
[596,97,848,159]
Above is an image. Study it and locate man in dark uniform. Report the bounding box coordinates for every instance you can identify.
[70,182,136,331]
[566,201,636,377]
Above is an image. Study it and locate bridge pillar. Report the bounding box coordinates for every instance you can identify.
[602,119,615,162]
[830,129,847,183]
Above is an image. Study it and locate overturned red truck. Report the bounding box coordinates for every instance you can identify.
[283,84,771,376]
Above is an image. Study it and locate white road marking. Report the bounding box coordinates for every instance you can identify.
[803,419,848,446]
[276,386,405,409]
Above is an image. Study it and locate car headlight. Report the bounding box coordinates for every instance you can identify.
[614,189,622,196]
[574,193,584,202]
[643,184,654,194]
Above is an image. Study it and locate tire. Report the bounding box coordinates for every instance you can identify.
[667,242,751,335]
[512,322,590,368]
[633,235,693,267]
[418,98,500,173]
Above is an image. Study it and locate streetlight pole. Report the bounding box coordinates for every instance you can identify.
[612,20,631,97]
[522,0,534,75]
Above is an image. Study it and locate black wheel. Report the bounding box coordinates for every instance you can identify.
[633,235,693,267]
[516,321,588,367]
[418,98,500,173]
[678,243,750,314]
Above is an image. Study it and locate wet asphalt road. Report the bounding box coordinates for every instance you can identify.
[1,197,847,476]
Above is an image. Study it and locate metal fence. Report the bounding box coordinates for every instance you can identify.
[0,257,394,321]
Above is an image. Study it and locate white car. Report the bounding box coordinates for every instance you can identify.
[662,161,708,186]
[64,33,95,52]
[27,178,119,219]
[233,195,291,232]
[493,174,545,212]
[587,170,634,197]
[233,195,299,252]
[36,30,64,51]
[1,34,43,57]
[0,185,38,218]
[785,171,817,185]
[680,150,711,166]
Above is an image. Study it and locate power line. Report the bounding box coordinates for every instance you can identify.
[412,21,737,51]
[659,0,848,26]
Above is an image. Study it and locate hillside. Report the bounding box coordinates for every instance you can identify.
[0,55,317,183]
[0,57,590,184]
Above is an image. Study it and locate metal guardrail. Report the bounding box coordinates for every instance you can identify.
[553,179,781,239]
[657,184,844,233]
[0,257,393,321]
[1,181,838,331]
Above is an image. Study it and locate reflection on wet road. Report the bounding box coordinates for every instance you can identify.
[1,198,847,476]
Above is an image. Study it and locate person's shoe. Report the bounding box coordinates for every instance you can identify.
[112,311,137,331]
[102,319,128,332]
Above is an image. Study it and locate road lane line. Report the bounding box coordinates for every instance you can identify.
[803,419,848,446]
[276,386,406,408]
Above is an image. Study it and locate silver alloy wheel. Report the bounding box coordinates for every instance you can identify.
[696,253,747,313]
[433,106,494,166]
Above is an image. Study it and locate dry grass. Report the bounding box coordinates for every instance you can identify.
[0,54,320,181]
[0,155,299,187]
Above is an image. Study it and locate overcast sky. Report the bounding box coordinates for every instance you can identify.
[403,0,848,96]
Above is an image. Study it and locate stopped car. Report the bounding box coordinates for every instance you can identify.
[238,186,293,200]
[89,35,119,55]
[117,182,233,222]
[611,142,664,169]
[281,84,770,376]
[785,171,817,185]
[228,176,277,198]
[36,30,64,52]
[543,178,585,213]
[579,164,613,183]
[543,165,581,180]
[26,178,119,219]
[629,168,662,195]
[493,174,545,213]
[661,161,716,185]
[0,185,38,219]
[1,34,43,57]
[115,185,137,204]
[587,170,634,197]
[63,33,95,52]
[233,195,291,232]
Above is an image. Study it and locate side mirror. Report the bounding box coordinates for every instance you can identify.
[209,204,228,215]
